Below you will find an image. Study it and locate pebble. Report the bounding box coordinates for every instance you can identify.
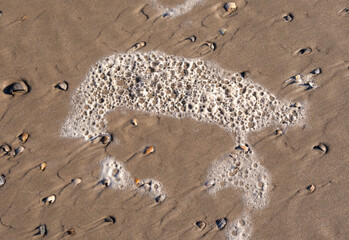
[144,145,155,155]
[274,129,284,136]
[205,42,216,51]
[72,178,82,186]
[216,218,227,230]
[67,229,75,236]
[104,215,116,223]
[224,2,237,13]
[219,28,227,36]
[21,16,27,22]
[19,132,29,143]
[0,144,11,156]
[15,145,24,156]
[235,144,249,152]
[100,134,112,145]
[283,13,293,22]
[131,118,138,126]
[55,81,68,91]
[155,194,166,203]
[40,162,47,171]
[195,221,207,231]
[310,68,321,75]
[42,195,56,205]
[0,174,6,188]
[306,184,316,193]
[0,11,2,17]
[102,179,110,187]
[240,71,250,78]
[298,47,312,55]
[34,224,47,236]
[7,80,29,96]
[130,42,146,52]
[186,36,196,42]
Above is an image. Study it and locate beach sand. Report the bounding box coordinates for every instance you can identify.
[0,0,348,239]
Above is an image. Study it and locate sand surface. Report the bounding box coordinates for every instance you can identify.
[0,0,348,239]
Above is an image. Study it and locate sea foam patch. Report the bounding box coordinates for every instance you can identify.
[148,0,207,17]
[62,51,306,240]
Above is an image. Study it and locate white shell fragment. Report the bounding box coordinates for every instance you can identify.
[310,68,321,75]
[224,2,237,13]
[42,194,56,205]
[55,81,68,91]
[216,218,227,230]
[0,174,6,188]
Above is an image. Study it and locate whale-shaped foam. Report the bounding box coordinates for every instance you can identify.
[62,51,306,240]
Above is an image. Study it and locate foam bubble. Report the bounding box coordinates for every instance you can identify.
[148,0,206,17]
[226,214,252,240]
[61,51,306,143]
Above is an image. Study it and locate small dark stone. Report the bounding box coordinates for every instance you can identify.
[215,218,227,230]
[283,13,293,22]
[104,215,116,224]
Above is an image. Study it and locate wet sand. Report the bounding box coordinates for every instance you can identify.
[0,0,348,239]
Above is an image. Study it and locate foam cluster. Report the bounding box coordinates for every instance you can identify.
[100,157,166,202]
[100,157,133,190]
[206,153,269,209]
[148,0,206,17]
[61,51,305,143]
[226,214,252,240]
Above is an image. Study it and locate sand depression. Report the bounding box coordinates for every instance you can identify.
[61,51,306,239]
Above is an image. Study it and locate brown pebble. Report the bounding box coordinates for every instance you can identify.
[19,132,29,143]
[144,145,155,155]
[40,162,47,171]
[131,118,138,126]
[102,179,110,187]
[274,129,284,136]
[67,228,75,236]
[21,16,27,21]
[100,134,112,145]
[306,184,316,193]
[235,145,249,152]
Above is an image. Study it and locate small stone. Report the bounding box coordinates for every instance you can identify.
[144,145,155,155]
[219,28,227,36]
[104,215,116,223]
[283,13,293,22]
[102,179,110,187]
[195,221,207,231]
[0,174,6,188]
[224,2,237,13]
[274,129,284,136]
[240,71,250,78]
[0,11,2,17]
[186,36,196,42]
[215,218,227,230]
[155,194,166,203]
[310,68,321,75]
[131,118,138,126]
[55,81,68,91]
[40,162,47,171]
[21,16,27,22]
[306,184,316,193]
[100,134,112,145]
[34,224,47,236]
[130,42,146,52]
[19,132,29,143]
[298,47,312,55]
[0,144,11,156]
[72,178,82,186]
[235,144,249,152]
[291,102,302,108]
[15,146,24,156]
[42,195,56,205]
[6,80,29,96]
[67,228,75,236]
[205,42,216,51]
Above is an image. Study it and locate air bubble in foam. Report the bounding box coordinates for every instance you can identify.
[226,214,252,240]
